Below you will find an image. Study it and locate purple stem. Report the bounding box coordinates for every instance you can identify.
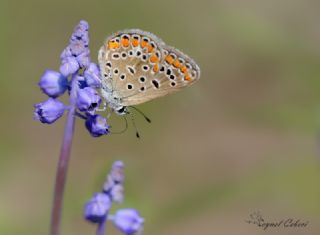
[96,218,107,235]
[50,76,78,235]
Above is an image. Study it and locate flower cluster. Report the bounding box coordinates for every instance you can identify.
[85,161,144,235]
[34,20,109,137]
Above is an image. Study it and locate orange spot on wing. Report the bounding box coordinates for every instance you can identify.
[108,41,119,49]
[153,64,159,72]
[140,41,147,48]
[180,65,187,73]
[165,55,174,64]
[184,74,192,81]
[147,44,154,53]
[173,59,181,68]
[131,39,139,47]
[150,54,159,63]
[121,38,130,47]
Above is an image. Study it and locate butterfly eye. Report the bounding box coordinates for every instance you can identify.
[128,50,134,56]
[170,82,176,87]
[163,50,168,55]
[120,74,126,80]
[186,63,191,69]
[136,50,142,57]
[169,74,175,80]
[116,106,127,115]
[166,68,171,75]
[106,61,112,67]
[155,51,160,58]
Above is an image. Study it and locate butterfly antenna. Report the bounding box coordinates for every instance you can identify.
[130,106,151,123]
[129,112,141,138]
[109,116,128,134]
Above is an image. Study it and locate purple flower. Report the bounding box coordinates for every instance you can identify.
[59,56,79,77]
[103,175,115,193]
[76,87,101,112]
[38,70,68,98]
[84,193,111,223]
[103,161,124,202]
[60,47,72,60]
[69,40,87,56]
[34,98,65,124]
[85,115,110,137]
[110,161,125,183]
[59,20,91,76]
[112,209,144,235]
[76,48,90,68]
[84,63,101,88]
[110,184,124,203]
[70,20,89,45]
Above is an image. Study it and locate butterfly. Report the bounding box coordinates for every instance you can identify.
[98,29,200,116]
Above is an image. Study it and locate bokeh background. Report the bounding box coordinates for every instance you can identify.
[1,0,320,234]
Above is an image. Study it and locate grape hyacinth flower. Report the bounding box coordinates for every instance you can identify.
[85,161,144,235]
[77,87,101,112]
[112,209,144,235]
[33,20,112,235]
[34,98,65,124]
[38,70,68,98]
[85,115,110,137]
[85,193,112,223]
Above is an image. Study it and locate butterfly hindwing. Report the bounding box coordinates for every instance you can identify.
[98,29,200,107]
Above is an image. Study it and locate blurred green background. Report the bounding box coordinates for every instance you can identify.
[1,0,320,234]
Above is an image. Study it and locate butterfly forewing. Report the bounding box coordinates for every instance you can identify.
[98,29,200,107]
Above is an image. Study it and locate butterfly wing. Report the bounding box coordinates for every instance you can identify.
[98,29,200,107]
[120,45,201,106]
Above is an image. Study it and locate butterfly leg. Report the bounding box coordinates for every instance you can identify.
[96,101,107,111]
[96,102,114,118]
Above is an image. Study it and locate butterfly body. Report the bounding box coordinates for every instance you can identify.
[98,29,200,115]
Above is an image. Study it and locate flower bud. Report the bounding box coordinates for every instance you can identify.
[85,115,110,137]
[84,63,101,88]
[110,184,124,203]
[34,98,65,124]
[110,161,125,183]
[84,193,111,223]
[60,56,79,77]
[103,175,115,193]
[76,87,101,112]
[38,70,68,98]
[113,209,144,235]
[60,47,72,61]
[76,49,91,68]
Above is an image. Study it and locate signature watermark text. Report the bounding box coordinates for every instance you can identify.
[246,211,309,230]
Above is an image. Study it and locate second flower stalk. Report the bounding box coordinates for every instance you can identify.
[85,161,144,235]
